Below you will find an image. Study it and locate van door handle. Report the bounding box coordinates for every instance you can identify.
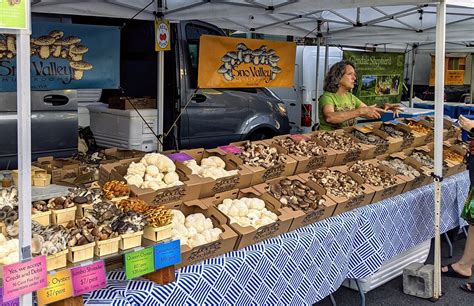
[191,94,207,103]
[43,95,69,106]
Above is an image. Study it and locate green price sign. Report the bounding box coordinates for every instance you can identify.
[124,247,155,279]
[0,0,28,30]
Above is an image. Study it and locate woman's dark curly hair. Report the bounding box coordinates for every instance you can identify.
[323,60,357,93]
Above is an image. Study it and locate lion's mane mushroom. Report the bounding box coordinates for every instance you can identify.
[33,36,56,59]
[69,45,89,62]
[70,61,93,80]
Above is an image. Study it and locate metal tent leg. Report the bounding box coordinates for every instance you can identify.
[443,233,453,258]
[354,279,366,306]
[329,293,337,306]
[463,226,468,238]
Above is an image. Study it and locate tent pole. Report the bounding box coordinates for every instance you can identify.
[324,39,329,77]
[314,21,322,130]
[433,0,446,300]
[156,0,164,152]
[409,45,417,108]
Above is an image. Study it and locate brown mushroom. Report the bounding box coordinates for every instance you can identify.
[51,39,64,58]
[69,45,89,61]
[61,36,81,58]
[69,61,93,80]
[0,41,6,58]
[49,30,64,40]
[32,36,56,59]
[6,35,15,53]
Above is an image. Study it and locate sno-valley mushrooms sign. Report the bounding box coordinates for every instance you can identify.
[0,22,120,91]
[198,35,296,88]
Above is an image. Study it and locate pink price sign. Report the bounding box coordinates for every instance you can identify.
[70,260,107,296]
[219,145,241,154]
[2,256,48,302]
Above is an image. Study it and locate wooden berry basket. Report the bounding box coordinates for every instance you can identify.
[46,249,68,271]
[67,242,95,263]
[94,236,121,257]
[51,206,77,225]
[32,211,51,226]
[119,231,143,250]
[143,224,173,242]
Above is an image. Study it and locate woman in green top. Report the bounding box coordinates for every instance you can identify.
[318,60,401,131]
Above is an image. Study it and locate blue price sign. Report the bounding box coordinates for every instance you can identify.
[154,240,181,270]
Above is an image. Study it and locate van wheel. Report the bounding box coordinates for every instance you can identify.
[247,130,273,141]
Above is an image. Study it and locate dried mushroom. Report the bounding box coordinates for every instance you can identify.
[406,121,431,134]
[111,211,146,234]
[267,179,325,211]
[117,198,150,213]
[380,124,414,145]
[237,141,286,168]
[273,137,325,157]
[32,200,49,213]
[31,221,69,256]
[379,158,420,179]
[84,202,122,225]
[309,169,363,198]
[444,149,464,163]
[47,197,74,210]
[68,186,102,205]
[314,132,361,151]
[351,130,388,146]
[349,161,397,188]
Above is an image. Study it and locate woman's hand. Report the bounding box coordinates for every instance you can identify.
[459,115,474,131]
[358,105,385,119]
[383,103,403,117]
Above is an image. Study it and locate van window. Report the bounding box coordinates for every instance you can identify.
[185,24,221,88]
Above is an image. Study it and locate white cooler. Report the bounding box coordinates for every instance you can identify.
[87,104,158,152]
[342,239,431,293]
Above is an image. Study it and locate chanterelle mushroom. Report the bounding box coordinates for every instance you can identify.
[69,45,89,62]
[70,61,93,80]
[32,36,56,59]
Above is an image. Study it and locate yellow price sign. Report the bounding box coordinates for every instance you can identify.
[37,269,74,305]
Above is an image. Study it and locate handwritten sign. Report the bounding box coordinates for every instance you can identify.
[388,120,400,125]
[70,261,106,296]
[0,288,18,306]
[290,134,309,141]
[37,270,73,305]
[125,247,154,279]
[167,152,194,162]
[2,256,48,302]
[154,240,181,270]
[219,145,241,154]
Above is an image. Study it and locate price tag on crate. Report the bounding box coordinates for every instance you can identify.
[37,269,73,305]
[125,247,155,279]
[154,239,181,270]
[219,145,242,154]
[70,260,106,296]
[167,152,194,162]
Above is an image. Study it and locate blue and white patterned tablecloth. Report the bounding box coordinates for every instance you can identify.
[83,171,470,306]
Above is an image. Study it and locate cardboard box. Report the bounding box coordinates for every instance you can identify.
[175,200,239,268]
[298,168,375,216]
[200,188,295,250]
[12,166,49,186]
[108,96,157,110]
[398,117,440,145]
[33,156,92,185]
[99,158,201,206]
[399,146,451,178]
[346,159,406,203]
[102,147,146,162]
[376,153,432,192]
[370,121,415,151]
[420,116,460,140]
[252,176,337,231]
[345,126,402,158]
[171,148,253,198]
[426,143,467,176]
[265,135,338,174]
[308,130,370,166]
[221,141,298,186]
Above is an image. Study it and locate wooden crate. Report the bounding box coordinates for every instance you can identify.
[119,231,143,250]
[143,224,173,242]
[67,242,95,263]
[94,237,120,257]
[32,211,51,226]
[46,250,68,271]
[51,207,77,225]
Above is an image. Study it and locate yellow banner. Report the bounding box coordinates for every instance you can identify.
[429,56,465,86]
[155,19,171,51]
[198,35,296,88]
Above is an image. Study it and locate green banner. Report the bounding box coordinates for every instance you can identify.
[343,51,405,106]
[0,0,27,30]
[124,247,155,279]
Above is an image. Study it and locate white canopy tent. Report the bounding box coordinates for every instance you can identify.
[6,0,473,304]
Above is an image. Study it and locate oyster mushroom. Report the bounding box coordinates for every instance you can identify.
[31,234,44,255]
[69,45,89,62]
[32,36,56,59]
[69,61,93,80]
